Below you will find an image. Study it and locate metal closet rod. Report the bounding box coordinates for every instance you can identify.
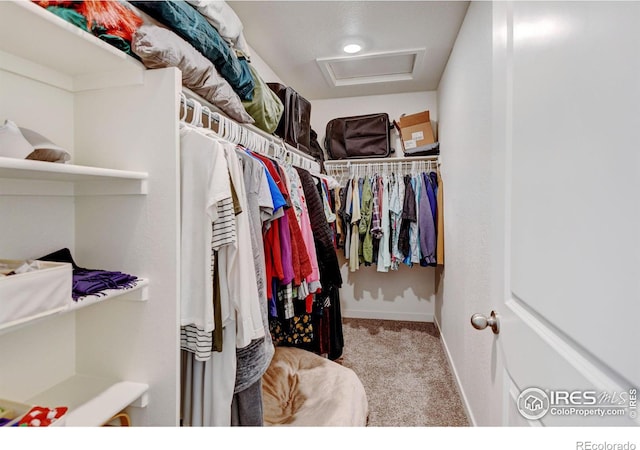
[323,155,440,166]
[324,157,440,183]
[181,87,321,173]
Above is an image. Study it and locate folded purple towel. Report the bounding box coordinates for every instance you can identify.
[72,269,138,300]
[37,248,138,301]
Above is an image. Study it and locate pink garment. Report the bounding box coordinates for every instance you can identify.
[297,182,321,294]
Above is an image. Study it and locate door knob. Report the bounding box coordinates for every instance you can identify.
[470,310,500,335]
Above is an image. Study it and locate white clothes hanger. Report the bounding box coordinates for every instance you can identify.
[189,99,202,127]
[179,93,188,122]
[201,106,211,129]
[226,116,236,143]
[180,93,319,173]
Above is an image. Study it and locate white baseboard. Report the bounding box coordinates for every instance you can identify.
[342,309,433,323]
[434,317,477,426]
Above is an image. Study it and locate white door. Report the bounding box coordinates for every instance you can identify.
[486,1,640,426]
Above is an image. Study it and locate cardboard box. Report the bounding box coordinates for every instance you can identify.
[397,110,436,151]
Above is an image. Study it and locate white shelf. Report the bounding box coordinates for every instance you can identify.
[0,157,148,195]
[26,374,149,427]
[0,0,145,92]
[0,278,149,335]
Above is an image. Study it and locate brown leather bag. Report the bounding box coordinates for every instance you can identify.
[267,83,311,153]
[325,113,393,160]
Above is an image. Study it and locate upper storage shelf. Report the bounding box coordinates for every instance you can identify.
[0,157,148,195]
[0,0,145,92]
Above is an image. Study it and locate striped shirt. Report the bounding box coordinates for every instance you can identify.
[181,191,237,361]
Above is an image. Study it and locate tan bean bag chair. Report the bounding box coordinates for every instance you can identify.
[262,346,368,426]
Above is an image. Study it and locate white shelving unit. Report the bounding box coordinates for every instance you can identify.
[0,0,181,426]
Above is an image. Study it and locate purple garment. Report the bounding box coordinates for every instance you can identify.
[419,173,437,266]
[37,247,138,300]
[278,213,294,285]
[269,278,278,317]
[425,172,438,267]
[72,270,138,300]
[427,172,438,222]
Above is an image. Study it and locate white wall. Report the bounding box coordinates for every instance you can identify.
[436,1,497,425]
[335,254,436,322]
[311,91,438,322]
[311,91,437,159]
[247,44,284,85]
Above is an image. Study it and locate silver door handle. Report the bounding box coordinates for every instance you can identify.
[470,310,500,335]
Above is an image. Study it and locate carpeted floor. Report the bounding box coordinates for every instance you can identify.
[340,318,469,427]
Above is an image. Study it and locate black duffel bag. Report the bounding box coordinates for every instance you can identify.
[325,113,393,160]
[267,82,311,153]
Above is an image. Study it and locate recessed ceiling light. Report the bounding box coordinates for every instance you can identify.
[343,44,362,54]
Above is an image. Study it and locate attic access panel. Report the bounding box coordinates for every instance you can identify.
[317,48,425,87]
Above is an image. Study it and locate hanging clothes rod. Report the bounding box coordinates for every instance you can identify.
[323,155,440,166]
[323,157,439,184]
[180,87,321,174]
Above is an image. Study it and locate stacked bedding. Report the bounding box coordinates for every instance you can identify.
[33,0,284,131]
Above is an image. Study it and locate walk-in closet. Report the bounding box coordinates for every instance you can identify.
[1,0,638,442]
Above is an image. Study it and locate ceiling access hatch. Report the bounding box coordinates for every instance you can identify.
[317,48,425,87]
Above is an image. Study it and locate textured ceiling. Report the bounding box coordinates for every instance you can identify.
[227,1,470,100]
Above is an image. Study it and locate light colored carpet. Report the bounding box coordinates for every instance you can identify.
[340,318,469,427]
